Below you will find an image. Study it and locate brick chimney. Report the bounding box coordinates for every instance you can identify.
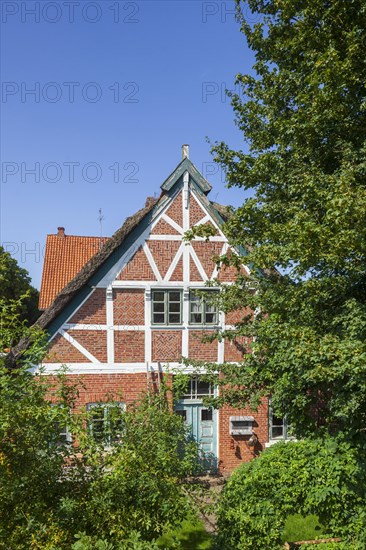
[57,227,65,237]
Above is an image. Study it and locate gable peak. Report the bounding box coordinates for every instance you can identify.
[160,146,212,195]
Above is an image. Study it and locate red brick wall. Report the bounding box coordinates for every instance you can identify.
[152,331,182,362]
[224,337,249,362]
[69,289,106,325]
[189,330,218,361]
[118,246,157,281]
[192,241,223,279]
[46,371,268,473]
[189,255,204,281]
[43,333,91,363]
[114,331,145,362]
[218,399,269,473]
[67,330,107,363]
[151,218,180,235]
[114,289,144,325]
[225,306,251,325]
[146,240,180,279]
[165,191,183,227]
[190,195,205,225]
[170,256,183,281]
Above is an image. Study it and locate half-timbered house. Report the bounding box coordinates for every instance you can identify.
[34,146,286,473]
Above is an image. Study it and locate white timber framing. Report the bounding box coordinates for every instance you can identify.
[182,170,190,358]
[50,179,252,373]
[159,213,183,234]
[59,329,99,364]
[145,288,152,364]
[164,243,184,281]
[106,285,114,363]
[143,242,162,281]
[37,362,220,375]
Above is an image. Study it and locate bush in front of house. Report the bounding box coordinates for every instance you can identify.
[215,438,366,550]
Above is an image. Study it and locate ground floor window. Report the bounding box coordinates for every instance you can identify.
[269,408,291,440]
[51,404,72,447]
[87,402,125,446]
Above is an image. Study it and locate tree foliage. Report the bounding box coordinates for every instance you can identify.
[190,0,366,441]
[0,246,40,329]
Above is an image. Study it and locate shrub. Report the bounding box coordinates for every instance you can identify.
[215,438,366,549]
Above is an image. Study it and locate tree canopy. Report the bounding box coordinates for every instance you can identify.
[0,246,40,328]
[191,0,366,442]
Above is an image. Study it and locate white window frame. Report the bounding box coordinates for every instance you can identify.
[268,408,291,442]
[151,289,182,325]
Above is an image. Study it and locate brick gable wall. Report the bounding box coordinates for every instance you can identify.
[69,289,106,325]
[118,246,157,281]
[114,289,144,325]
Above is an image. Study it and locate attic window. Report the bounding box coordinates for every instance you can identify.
[189,290,218,325]
[152,290,182,325]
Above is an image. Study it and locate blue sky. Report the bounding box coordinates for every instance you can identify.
[1,0,257,289]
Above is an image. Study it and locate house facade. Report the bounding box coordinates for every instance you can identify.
[36,147,284,473]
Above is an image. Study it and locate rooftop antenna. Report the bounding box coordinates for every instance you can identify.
[98,208,105,241]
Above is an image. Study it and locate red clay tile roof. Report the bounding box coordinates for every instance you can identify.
[39,234,109,310]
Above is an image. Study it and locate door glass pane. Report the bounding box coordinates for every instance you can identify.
[201,409,213,421]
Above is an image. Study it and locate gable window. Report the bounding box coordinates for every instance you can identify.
[189,290,218,325]
[152,290,182,325]
[87,402,125,446]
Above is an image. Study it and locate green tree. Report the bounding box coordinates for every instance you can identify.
[189,0,366,441]
[0,246,40,327]
[0,300,203,549]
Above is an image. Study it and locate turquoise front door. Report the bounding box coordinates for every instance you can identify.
[175,401,218,472]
